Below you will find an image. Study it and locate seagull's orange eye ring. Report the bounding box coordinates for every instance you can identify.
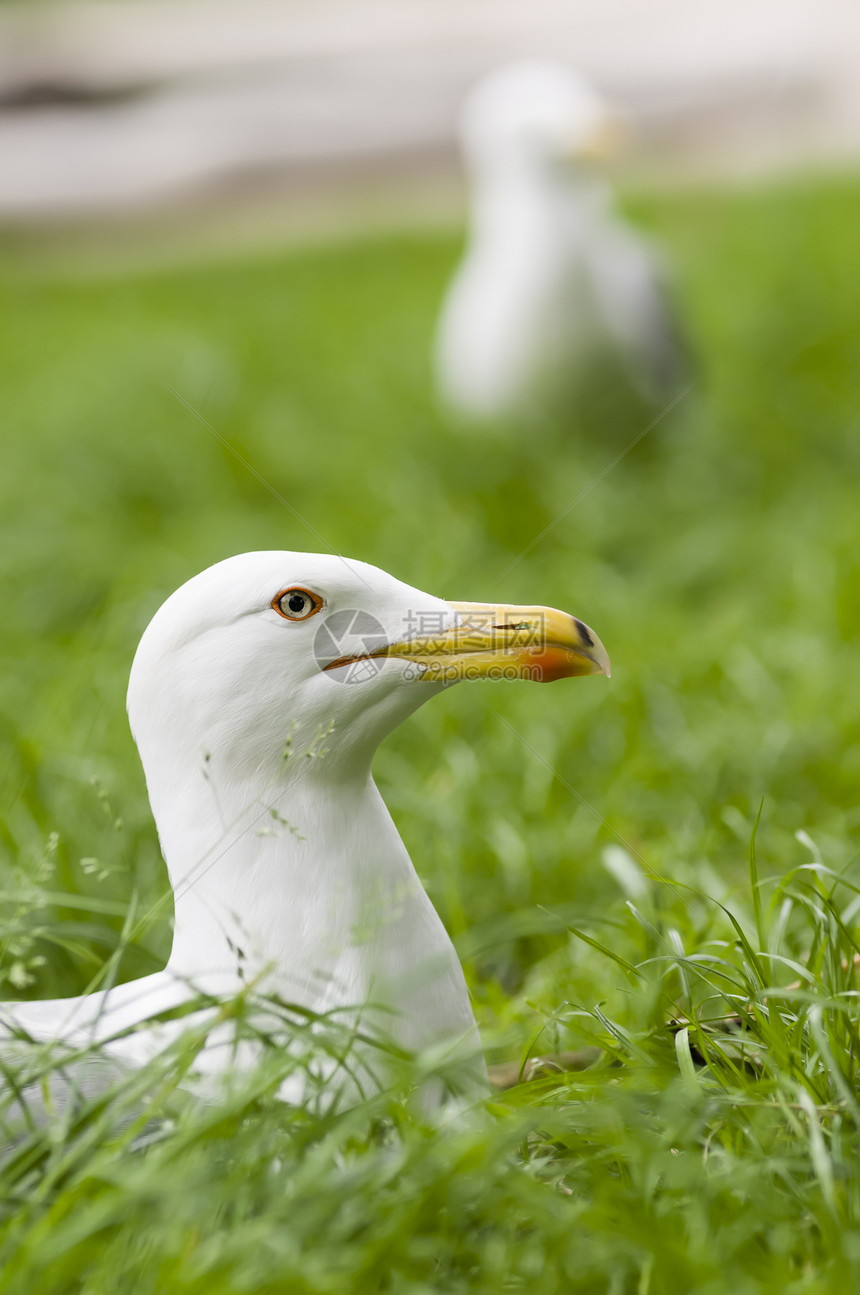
[272,587,324,622]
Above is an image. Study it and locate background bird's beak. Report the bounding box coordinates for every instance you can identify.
[574,113,628,161]
[383,600,611,683]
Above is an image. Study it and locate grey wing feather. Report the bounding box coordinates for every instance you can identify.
[0,1041,135,1149]
[587,221,691,404]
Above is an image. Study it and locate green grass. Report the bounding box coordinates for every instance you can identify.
[0,173,859,1291]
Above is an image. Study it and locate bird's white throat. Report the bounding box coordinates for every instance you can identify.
[146,733,463,1049]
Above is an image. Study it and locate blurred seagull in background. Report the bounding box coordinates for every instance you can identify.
[2,553,609,1109]
[435,61,687,423]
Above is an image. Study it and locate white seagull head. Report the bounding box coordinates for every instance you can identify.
[460,61,618,181]
[128,551,610,788]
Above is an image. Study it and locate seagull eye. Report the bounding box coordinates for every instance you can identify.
[273,587,323,621]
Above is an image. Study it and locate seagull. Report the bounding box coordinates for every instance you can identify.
[1,552,609,1107]
[435,60,686,423]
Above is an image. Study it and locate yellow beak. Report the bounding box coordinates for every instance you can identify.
[575,114,628,162]
[324,601,610,684]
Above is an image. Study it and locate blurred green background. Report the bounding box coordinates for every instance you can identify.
[1,175,858,1057]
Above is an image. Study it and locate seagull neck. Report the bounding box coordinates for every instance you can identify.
[471,167,609,240]
[152,754,414,997]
